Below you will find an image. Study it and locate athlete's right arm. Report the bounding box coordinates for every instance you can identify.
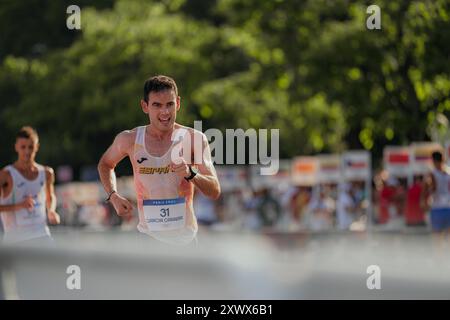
[0,169,34,213]
[424,173,436,195]
[422,173,435,211]
[97,131,134,217]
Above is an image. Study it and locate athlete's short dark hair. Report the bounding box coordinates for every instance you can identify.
[143,75,178,102]
[16,126,39,144]
[432,150,443,162]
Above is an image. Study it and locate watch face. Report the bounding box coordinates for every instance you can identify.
[191,166,199,175]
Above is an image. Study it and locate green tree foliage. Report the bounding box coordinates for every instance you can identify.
[0,0,115,59]
[215,0,450,160]
[0,0,448,177]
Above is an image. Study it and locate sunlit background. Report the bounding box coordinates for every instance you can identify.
[0,0,450,299]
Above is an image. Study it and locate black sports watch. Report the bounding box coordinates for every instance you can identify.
[184,165,198,181]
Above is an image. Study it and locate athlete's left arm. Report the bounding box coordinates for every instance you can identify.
[45,167,61,225]
[191,132,221,200]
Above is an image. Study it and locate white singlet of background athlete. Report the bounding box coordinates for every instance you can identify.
[431,169,450,209]
[132,125,198,245]
[0,164,51,243]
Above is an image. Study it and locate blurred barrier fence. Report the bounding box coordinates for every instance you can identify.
[0,232,289,299]
[1,231,450,299]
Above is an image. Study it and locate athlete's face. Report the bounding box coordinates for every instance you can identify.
[141,89,180,132]
[15,137,39,163]
[433,159,443,170]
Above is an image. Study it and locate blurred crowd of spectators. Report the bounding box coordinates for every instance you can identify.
[46,174,427,231]
[198,182,369,233]
[34,171,432,233]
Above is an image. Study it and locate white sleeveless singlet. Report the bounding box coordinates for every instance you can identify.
[132,126,198,245]
[0,164,51,243]
[431,169,450,209]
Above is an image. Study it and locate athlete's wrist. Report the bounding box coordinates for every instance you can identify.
[183,165,190,179]
[18,200,29,210]
[111,192,121,202]
[47,205,57,213]
[106,190,118,202]
[184,165,198,182]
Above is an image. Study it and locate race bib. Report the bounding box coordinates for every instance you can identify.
[143,198,186,231]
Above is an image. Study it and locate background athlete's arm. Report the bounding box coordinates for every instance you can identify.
[97,131,134,216]
[0,169,34,212]
[45,167,60,224]
[422,173,435,211]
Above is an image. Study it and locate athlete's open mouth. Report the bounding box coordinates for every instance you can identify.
[159,117,171,125]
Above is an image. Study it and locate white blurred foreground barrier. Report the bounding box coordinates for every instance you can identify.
[1,230,450,299]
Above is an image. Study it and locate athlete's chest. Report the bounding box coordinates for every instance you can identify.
[12,173,46,200]
[16,168,39,180]
[145,136,173,158]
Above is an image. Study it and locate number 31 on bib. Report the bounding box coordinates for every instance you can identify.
[143,198,186,231]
